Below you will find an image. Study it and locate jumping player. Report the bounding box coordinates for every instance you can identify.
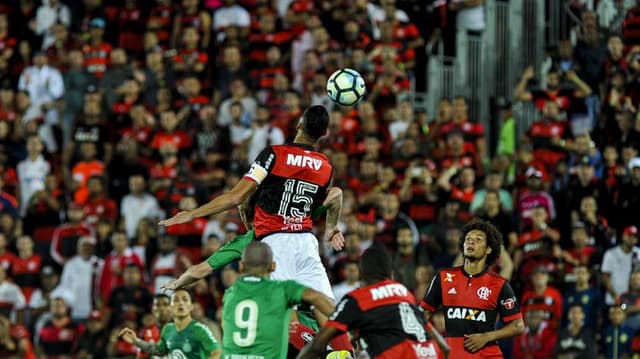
[119,289,221,359]
[421,219,524,358]
[298,245,448,359]
[221,241,336,358]
[160,186,343,290]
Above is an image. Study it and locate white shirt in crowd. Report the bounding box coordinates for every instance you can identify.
[218,97,257,126]
[332,281,360,303]
[17,155,50,216]
[0,281,26,322]
[120,192,164,239]
[246,125,285,167]
[34,0,71,49]
[152,253,177,294]
[213,4,250,31]
[601,245,640,304]
[366,2,410,40]
[18,64,65,112]
[58,255,103,320]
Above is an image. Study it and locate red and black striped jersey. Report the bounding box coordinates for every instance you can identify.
[244,143,332,239]
[327,280,444,359]
[421,267,522,358]
[38,319,83,357]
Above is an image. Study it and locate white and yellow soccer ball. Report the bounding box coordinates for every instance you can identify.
[326,68,366,107]
[325,350,354,359]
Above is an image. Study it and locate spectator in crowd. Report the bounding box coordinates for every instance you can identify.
[77,310,108,359]
[512,309,557,359]
[0,312,34,359]
[554,304,597,358]
[516,167,556,229]
[12,235,41,304]
[521,266,564,330]
[34,290,81,358]
[58,236,103,322]
[28,266,59,321]
[17,135,50,216]
[0,265,25,324]
[105,262,152,329]
[120,174,163,240]
[331,261,360,303]
[602,225,640,305]
[22,173,62,256]
[50,202,94,265]
[619,270,640,331]
[18,52,64,152]
[562,265,602,328]
[98,231,144,304]
[150,235,191,294]
[603,305,635,359]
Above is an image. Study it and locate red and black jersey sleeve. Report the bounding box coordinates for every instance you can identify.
[326,294,362,332]
[497,281,522,322]
[420,273,442,312]
[244,146,276,185]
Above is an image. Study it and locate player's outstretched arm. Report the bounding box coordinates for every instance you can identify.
[323,187,345,251]
[463,318,524,353]
[159,179,257,227]
[301,288,335,317]
[119,328,166,356]
[296,326,340,359]
[160,262,213,291]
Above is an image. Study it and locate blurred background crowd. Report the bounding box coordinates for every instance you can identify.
[0,0,640,358]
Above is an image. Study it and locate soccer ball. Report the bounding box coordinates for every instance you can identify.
[326,350,353,359]
[326,68,366,107]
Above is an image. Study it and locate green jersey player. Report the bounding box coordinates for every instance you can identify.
[221,241,335,359]
[120,289,221,359]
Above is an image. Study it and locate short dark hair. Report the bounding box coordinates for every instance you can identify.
[173,288,194,303]
[360,245,392,282]
[458,218,503,266]
[153,293,170,303]
[301,105,329,140]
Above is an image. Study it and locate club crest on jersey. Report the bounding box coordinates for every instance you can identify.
[447,307,487,322]
[501,297,516,310]
[444,273,455,282]
[286,154,322,170]
[477,286,491,300]
[182,340,191,352]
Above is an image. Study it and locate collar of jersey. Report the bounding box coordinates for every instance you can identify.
[241,275,263,282]
[460,266,488,278]
[289,142,318,151]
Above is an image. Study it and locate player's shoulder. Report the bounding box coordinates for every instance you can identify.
[161,322,176,333]
[484,270,509,285]
[437,266,464,277]
[191,320,213,334]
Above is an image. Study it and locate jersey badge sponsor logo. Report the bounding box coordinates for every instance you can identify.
[183,340,191,352]
[581,294,589,304]
[444,273,455,282]
[501,297,516,310]
[286,154,322,170]
[447,287,457,295]
[412,342,438,359]
[544,297,554,305]
[370,283,408,300]
[477,286,491,300]
[446,307,487,322]
[301,332,314,343]
[169,349,188,359]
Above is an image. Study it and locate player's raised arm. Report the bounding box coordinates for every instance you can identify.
[119,328,166,356]
[323,187,344,250]
[159,178,257,227]
[160,261,213,291]
[301,288,335,317]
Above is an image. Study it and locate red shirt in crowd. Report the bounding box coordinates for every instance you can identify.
[98,248,144,303]
[521,286,564,330]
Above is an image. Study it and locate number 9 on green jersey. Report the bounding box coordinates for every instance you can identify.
[222,275,308,358]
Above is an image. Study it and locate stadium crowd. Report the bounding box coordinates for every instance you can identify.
[0,0,640,358]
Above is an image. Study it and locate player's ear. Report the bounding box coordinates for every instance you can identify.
[269,261,276,273]
[486,246,492,255]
